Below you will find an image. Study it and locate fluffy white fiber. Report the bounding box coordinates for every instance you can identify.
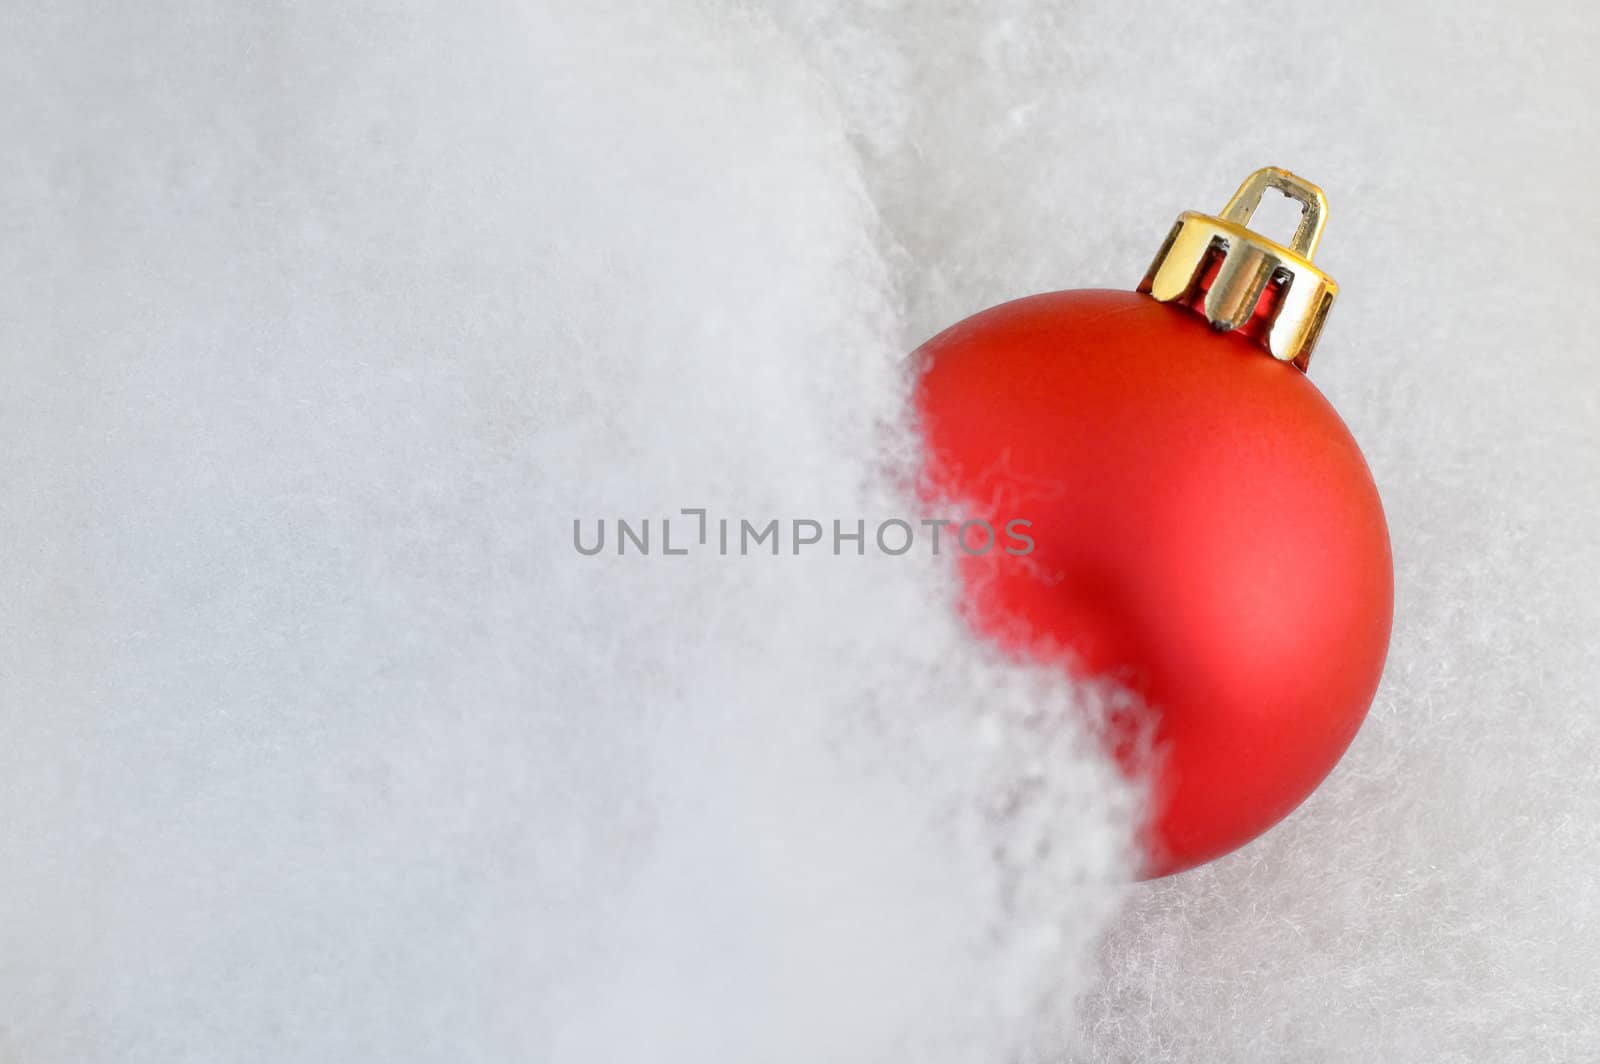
[2,0,1598,1061]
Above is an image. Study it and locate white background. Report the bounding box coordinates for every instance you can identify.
[3,1,1597,1060]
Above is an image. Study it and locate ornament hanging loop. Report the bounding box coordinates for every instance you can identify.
[1140,166,1339,371]
[1219,168,1329,260]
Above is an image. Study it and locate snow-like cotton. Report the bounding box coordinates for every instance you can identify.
[0,2,1135,1061]
[4,0,1599,1061]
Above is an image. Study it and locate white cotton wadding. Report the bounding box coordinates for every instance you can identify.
[0,2,1137,1061]
[7,0,1600,1060]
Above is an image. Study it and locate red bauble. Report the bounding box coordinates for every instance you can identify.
[913,170,1393,877]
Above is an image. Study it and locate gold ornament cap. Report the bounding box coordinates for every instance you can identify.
[1139,167,1338,371]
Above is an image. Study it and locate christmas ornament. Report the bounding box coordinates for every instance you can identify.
[914,168,1393,877]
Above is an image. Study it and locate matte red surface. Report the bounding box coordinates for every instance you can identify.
[913,289,1393,877]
